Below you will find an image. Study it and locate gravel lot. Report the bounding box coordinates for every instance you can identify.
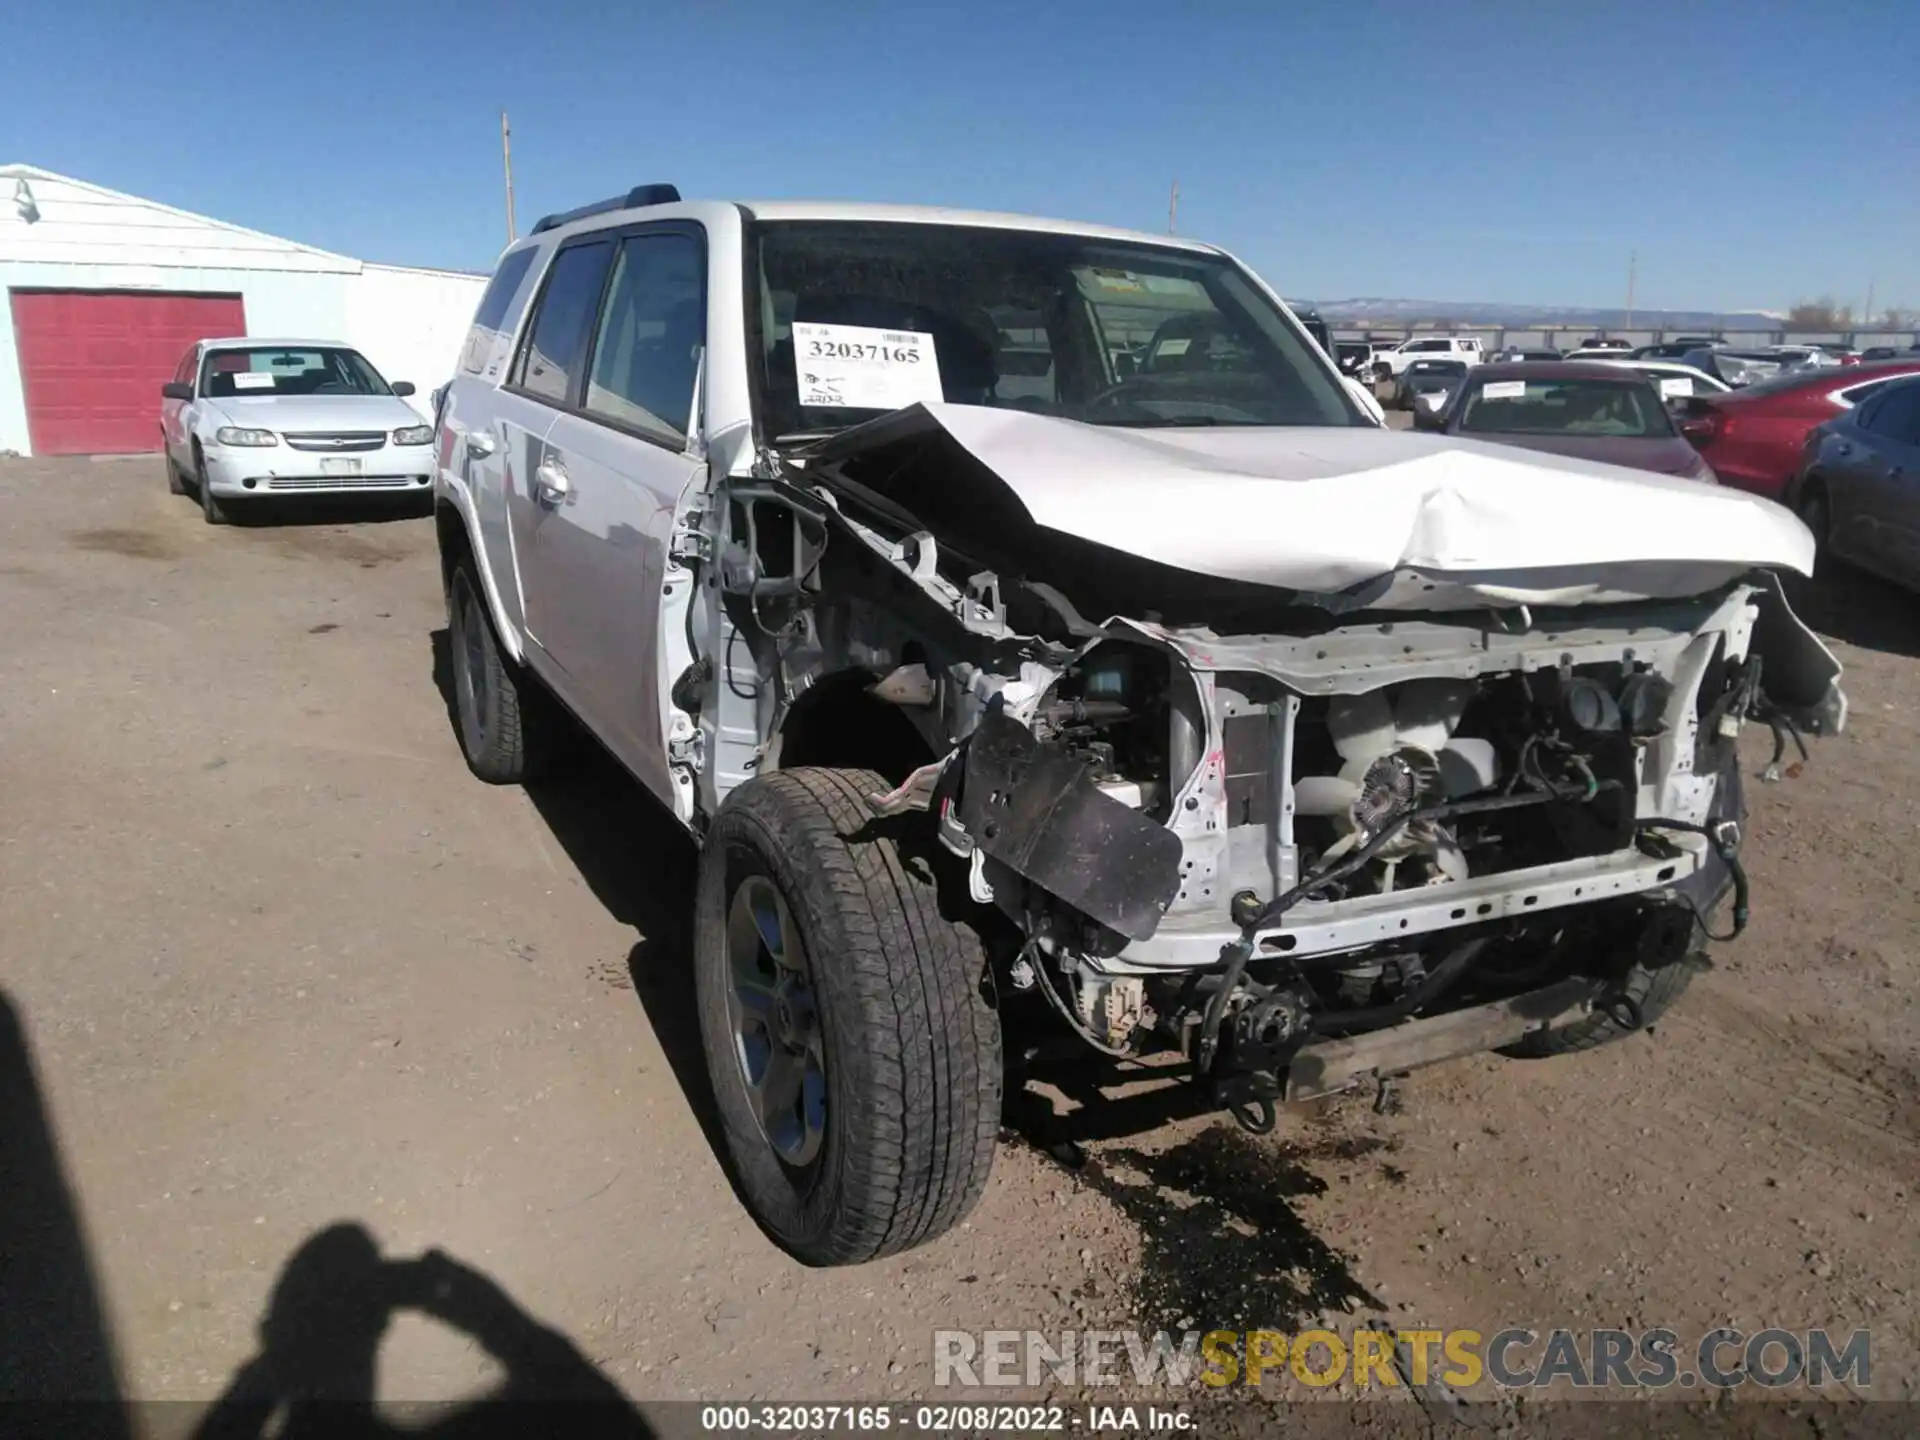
[2,455,1914,1425]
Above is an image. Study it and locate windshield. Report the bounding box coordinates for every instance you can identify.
[748,220,1360,438]
[199,347,390,398]
[1458,377,1675,437]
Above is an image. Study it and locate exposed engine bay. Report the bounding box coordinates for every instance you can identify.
[679,404,1846,1125]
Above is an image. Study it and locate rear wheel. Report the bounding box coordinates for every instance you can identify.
[695,767,1001,1265]
[446,558,549,783]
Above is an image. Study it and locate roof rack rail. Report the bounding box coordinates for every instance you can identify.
[529,184,681,236]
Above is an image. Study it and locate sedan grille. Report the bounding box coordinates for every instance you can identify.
[265,476,418,491]
[282,431,387,453]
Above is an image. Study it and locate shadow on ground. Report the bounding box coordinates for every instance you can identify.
[193,1224,651,1440]
[427,628,725,1168]
[0,992,130,1436]
[4,986,644,1435]
[216,492,435,529]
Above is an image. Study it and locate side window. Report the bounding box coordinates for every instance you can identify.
[1839,379,1891,410]
[1864,386,1920,441]
[1409,339,1446,353]
[511,240,616,406]
[583,231,706,442]
[473,248,538,333]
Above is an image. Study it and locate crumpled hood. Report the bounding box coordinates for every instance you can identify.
[810,404,1812,610]
[208,393,422,433]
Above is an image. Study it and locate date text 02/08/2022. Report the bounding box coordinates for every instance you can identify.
[697,1403,1195,1433]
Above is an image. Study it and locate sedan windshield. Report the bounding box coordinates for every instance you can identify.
[748,220,1360,438]
[199,347,391,398]
[1458,378,1675,437]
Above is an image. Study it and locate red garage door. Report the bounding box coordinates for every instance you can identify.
[11,290,246,455]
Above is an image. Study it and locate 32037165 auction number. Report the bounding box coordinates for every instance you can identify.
[802,339,923,364]
[700,1405,894,1431]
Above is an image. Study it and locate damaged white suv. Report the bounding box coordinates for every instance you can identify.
[434,186,1846,1266]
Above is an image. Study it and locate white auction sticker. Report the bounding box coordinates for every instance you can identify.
[231,372,276,390]
[1658,377,1693,398]
[792,322,943,411]
[1481,380,1528,399]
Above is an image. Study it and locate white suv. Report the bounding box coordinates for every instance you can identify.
[435,185,1841,1267]
[1371,335,1484,379]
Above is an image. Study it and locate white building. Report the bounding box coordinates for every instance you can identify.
[0,164,489,456]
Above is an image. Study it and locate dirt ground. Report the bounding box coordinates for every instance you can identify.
[2,455,1915,1427]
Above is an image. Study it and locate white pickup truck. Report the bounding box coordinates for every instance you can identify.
[1372,335,1484,379]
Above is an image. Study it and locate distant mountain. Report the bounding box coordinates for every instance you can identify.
[1296,297,1785,330]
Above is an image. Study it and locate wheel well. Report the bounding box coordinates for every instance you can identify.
[773,671,937,785]
[435,501,472,585]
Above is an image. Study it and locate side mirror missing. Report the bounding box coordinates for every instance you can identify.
[391,381,417,397]
[161,381,194,401]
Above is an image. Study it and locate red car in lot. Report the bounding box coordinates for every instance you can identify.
[1677,361,1920,499]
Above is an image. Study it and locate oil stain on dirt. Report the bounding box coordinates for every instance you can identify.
[68,528,178,561]
[1079,1124,1384,1333]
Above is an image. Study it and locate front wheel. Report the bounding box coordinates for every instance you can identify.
[195,447,229,526]
[695,767,1002,1265]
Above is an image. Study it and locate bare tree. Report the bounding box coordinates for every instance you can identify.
[1787,297,1851,330]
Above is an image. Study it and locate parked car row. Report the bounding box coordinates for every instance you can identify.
[1410,362,1714,479]
[158,339,432,523]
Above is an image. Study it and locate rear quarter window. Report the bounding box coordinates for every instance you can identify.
[460,248,540,376]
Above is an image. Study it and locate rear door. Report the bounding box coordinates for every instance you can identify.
[498,236,617,688]
[531,224,708,807]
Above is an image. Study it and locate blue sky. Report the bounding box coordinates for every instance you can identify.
[11,0,1917,313]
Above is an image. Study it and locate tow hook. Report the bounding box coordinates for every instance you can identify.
[1602,991,1646,1032]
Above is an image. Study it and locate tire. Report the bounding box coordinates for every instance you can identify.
[1501,953,1697,1058]
[194,445,229,526]
[695,767,1002,1265]
[446,558,549,784]
[165,452,187,496]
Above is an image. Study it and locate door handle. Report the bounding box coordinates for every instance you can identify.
[534,459,572,507]
[1835,441,1852,457]
[465,430,496,458]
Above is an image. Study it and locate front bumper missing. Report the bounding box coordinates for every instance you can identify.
[1283,976,1600,1103]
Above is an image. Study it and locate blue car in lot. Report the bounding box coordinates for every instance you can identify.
[1788,374,1920,589]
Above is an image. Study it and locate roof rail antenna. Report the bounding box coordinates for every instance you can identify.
[529,183,681,236]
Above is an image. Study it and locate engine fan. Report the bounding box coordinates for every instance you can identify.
[1293,679,1500,888]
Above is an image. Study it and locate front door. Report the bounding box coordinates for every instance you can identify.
[506,225,708,808]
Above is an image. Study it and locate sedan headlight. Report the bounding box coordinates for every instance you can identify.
[214,426,277,447]
[392,425,434,446]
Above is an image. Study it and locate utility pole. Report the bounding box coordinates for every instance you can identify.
[1625,250,1637,333]
[1168,178,1179,235]
[501,110,517,244]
